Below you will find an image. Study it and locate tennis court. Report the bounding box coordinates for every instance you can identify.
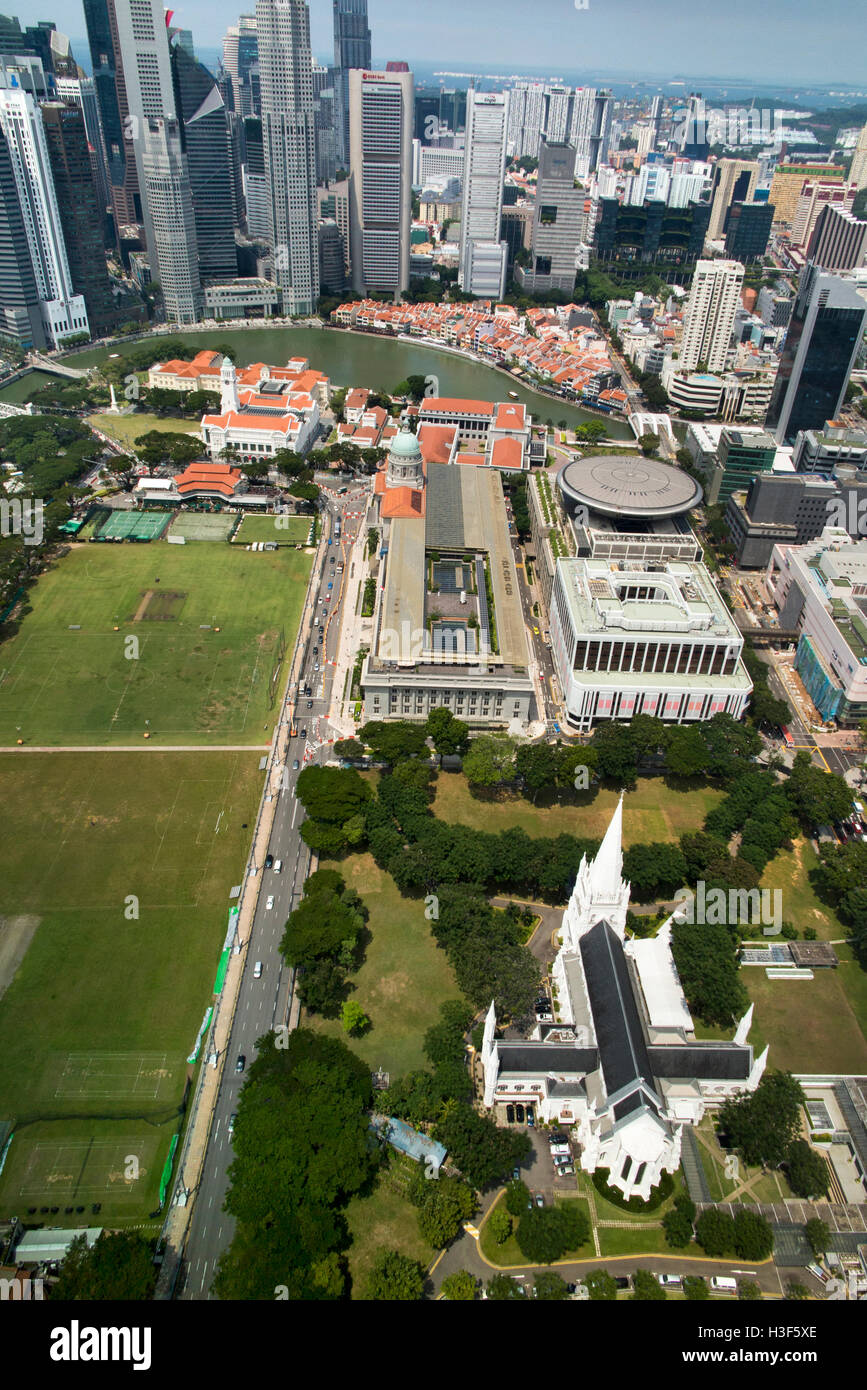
[169,512,237,541]
[233,514,313,545]
[48,1051,178,1103]
[16,1132,165,1206]
[96,510,173,541]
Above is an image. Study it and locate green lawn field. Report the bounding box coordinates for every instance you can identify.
[87,412,200,446]
[0,543,312,744]
[233,515,314,545]
[0,750,262,1223]
[310,852,460,1079]
[342,1154,436,1299]
[432,773,725,849]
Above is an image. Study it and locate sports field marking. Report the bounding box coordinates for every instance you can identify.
[51,1051,175,1101]
[19,1136,160,1201]
[132,591,153,622]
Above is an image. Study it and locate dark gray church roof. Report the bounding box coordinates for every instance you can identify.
[580,921,659,1103]
[647,1044,751,1081]
[497,1043,600,1073]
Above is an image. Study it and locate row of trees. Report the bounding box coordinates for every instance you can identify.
[279,866,369,1018]
[214,1029,375,1299]
[719,1072,829,1199]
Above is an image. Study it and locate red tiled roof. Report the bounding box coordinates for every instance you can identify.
[174,461,242,497]
[417,424,457,465]
[380,485,425,518]
[491,437,523,469]
[420,397,494,416]
[493,402,526,430]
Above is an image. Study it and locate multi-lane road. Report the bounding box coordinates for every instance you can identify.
[177,488,368,1300]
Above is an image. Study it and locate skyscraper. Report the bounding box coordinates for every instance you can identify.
[53,60,113,244]
[765,263,867,445]
[849,123,867,191]
[170,39,238,284]
[570,88,612,180]
[242,115,270,239]
[507,82,544,159]
[0,122,46,348]
[543,86,571,144]
[723,201,774,263]
[348,66,413,296]
[459,89,509,299]
[112,0,202,323]
[332,0,370,167]
[41,101,118,335]
[806,204,867,272]
[0,76,89,346]
[257,0,318,316]
[222,15,258,118]
[83,0,141,234]
[516,139,582,294]
[707,158,759,241]
[680,258,744,373]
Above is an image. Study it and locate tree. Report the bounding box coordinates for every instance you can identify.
[462,734,517,788]
[739,1279,763,1300]
[695,1207,736,1258]
[683,1275,709,1300]
[367,1249,424,1300]
[516,742,562,802]
[785,1139,830,1199]
[516,1204,589,1264]
[584,1268,618,1300]
[671,920,749,1027]
[296,765,372,823]
[805,1217,829,1258]
[665,725,711,778]
[719,1072,805,1170]
[50,1231,157,1301]
[416,1175,475,1247]
[433,1105,531,1189]
[638,431,659,455]
[441,1270,477,1300]
[630,1268,666,1300]
[663,1205,694,1248]
[785,752,853,828]
[591,722,639,784]
[297,958,348,1016]
[486,1273,526,1300]
[340,1000,370,1035]
[732,1208,774,1261]
[505,1179,531,1216]
[785,1281,811,1301]
[359,719,429,764]
[534,1272,571,1300]
[281,889,362,969]
[425,706,470,762]
[488,1206,512,1245]
[334,738,365,760]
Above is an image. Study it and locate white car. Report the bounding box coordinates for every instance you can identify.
[265,895,275,910]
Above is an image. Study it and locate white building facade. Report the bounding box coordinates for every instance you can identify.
[348,67,413,296]
[459,90,509,299]
[680,258,744,373]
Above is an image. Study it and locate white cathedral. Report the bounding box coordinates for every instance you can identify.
[481,797,768,1201]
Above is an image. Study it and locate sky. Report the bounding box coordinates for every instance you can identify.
[45,0,867,88]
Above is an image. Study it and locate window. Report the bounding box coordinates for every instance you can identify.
[621,1155,633,1180]
[539,205,557,225]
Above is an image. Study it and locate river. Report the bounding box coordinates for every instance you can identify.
[47,323,631,439]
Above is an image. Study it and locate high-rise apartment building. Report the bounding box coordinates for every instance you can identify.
[333,0,370,167]
[256,0,319,316]
[707,158,758,241]
[170,40,238,285]
[850,123,867,191]
[768,160,845,225]
[543,86,571,144]
[806,204,867,272]
[506,82,544,160]
[459,89,509,299]
[791,179,857,249]
[0,77,89,346]
[348,66,413,296]
[40,101,118,335]
[680,258,744,373]
[765,263,867,445]
[571,88,612,180]
[112,0,202,323]
[516,139,582,295]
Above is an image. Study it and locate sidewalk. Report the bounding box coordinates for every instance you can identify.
[327,494,375,740]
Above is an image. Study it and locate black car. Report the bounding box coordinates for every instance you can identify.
[264,853,273,869]
[299,728,307,738]
[614,1277,630,1290]
[306,700,313,709]
[235,1054,246,1074]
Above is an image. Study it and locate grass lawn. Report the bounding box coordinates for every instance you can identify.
[577,1168,684,1223]
[742,966,867,1074]
[597,1226,678,1258]
[0,543,311,744]
[0,749,262,1222]
[343,1154,435,1299]
[87,412,200,446]
[232,515,313,545]
[479,1192,594,1267]
[759,840,847,941]
[432,773,724,858]
[309,853,460,1079]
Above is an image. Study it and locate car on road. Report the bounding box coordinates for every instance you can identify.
[292,759,300,770]
[327,582,333,590]
[299,728,306,738]
[614,1276,630,1291]
[533,625,539,635]
[253,960,263,978]
[235,1054,246,1073]
[313,663,319,672]
[312,646,318,654]
[329,556,335,563]
[306,700,313,709]
[228,1112,237,1135]
[265,895,275,910]
[534,1193,545,1208]
[657,1273,682,1288]
[264,853,273,869]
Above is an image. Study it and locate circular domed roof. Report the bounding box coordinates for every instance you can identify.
[557,454,702,519]
[389,430,422,458]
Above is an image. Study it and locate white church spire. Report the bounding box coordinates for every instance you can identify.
[561,794,631,947]
[590,792,625,899]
